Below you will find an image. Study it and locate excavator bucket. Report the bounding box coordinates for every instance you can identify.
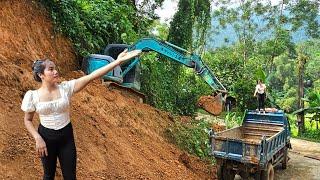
[197,93,225,116]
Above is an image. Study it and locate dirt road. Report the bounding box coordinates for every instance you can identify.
[275,138,320,180]
[235,138,320,180]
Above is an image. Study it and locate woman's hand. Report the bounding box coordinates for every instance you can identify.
[116,49,142,63]
[72,49,142,93]
[35,136,48,157]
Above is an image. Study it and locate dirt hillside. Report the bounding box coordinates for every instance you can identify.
[0,1,215,179]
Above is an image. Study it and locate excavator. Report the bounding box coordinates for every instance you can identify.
[82,38,227,115]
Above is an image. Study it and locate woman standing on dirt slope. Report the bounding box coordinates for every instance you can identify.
[21,49,141,180]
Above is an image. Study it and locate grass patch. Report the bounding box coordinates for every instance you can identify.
[165,117,215,163]
[288,113,320,142]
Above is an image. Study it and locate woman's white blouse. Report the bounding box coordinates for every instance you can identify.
[255,84,266,94]
[21,80,76,130]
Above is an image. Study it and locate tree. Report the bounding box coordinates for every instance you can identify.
[295,39,320,135]
[297,50,308,135]
[211,0,274,61]
[141,0,212,116]
[269,53,298,112]
[288,0,320,39]
[209,0,319,114]
[40,0,165,56]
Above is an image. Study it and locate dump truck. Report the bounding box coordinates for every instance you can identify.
[210,110,291,180]
[82,38,227,115]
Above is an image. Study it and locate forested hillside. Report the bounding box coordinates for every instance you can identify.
[38,0,320,156]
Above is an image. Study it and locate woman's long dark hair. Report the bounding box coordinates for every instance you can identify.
[32,59,50,82]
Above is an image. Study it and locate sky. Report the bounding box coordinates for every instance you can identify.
[155,0,281,24]
[155,0,178,24]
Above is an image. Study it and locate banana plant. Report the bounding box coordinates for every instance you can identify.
[302,89,320,108]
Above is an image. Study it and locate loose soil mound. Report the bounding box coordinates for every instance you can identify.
[0,1,215,179]
[197,94,224,116]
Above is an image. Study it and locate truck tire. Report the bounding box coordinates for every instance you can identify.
[261,163,274,180]
[217,165,235,180]
[253,171,261,180]
[282,148,288,169]
[227,169,236,180]
[217,165,223,180]
[239,171,249,180]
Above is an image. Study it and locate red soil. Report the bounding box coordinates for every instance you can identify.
[197,94,224,116]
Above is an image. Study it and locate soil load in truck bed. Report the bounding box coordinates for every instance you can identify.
[216,122,284,144]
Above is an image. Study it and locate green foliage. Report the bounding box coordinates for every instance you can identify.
[168,0,211,52]
[287,114,298,137]
[211,0,275,61]
[257,28,296,71]
[300,129,320,142]
[269,53,298,112]
[288,0,320,38]
[168,0,192,49]
[149,20,169,39]
[40,0,163,56]
[208,0,302,111]
[288,114,320,142]
[140,53,211,115]
[40,0,319,120]
[165,118,214,160]
[270,39,320,113]
[255,67,266,83]
[300,40,320,85]
[211,0,320,70]
[304,88,320,108]
[225,112,243,129]
[140,0,212,116]
[203,46,259,111]
[277,96,297,113]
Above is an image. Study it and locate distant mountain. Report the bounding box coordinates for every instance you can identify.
[207,15,319,49]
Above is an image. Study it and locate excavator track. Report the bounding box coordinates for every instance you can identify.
[102,80,146,103]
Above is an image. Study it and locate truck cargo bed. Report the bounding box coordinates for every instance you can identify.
[211,110,290,170]
[215,122,284,144]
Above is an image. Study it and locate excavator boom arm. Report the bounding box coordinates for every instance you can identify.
[123,38,226,93]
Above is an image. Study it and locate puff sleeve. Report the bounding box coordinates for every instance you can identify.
[21,90,36,112]
[61,79,76,99]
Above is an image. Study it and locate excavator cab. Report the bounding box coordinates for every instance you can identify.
[82,38,227,115]
[81,54,123,83]
[104,44,141,91]
[82,44,145,102]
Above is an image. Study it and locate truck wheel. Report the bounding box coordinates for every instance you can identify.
[217,165,223,180]
[253,171,261,180]
[282,148,288,169]
[261,163,274,180]
[217,165,235,180]
[226,169,236,180]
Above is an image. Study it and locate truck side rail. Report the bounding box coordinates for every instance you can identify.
[260,128,287,167]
